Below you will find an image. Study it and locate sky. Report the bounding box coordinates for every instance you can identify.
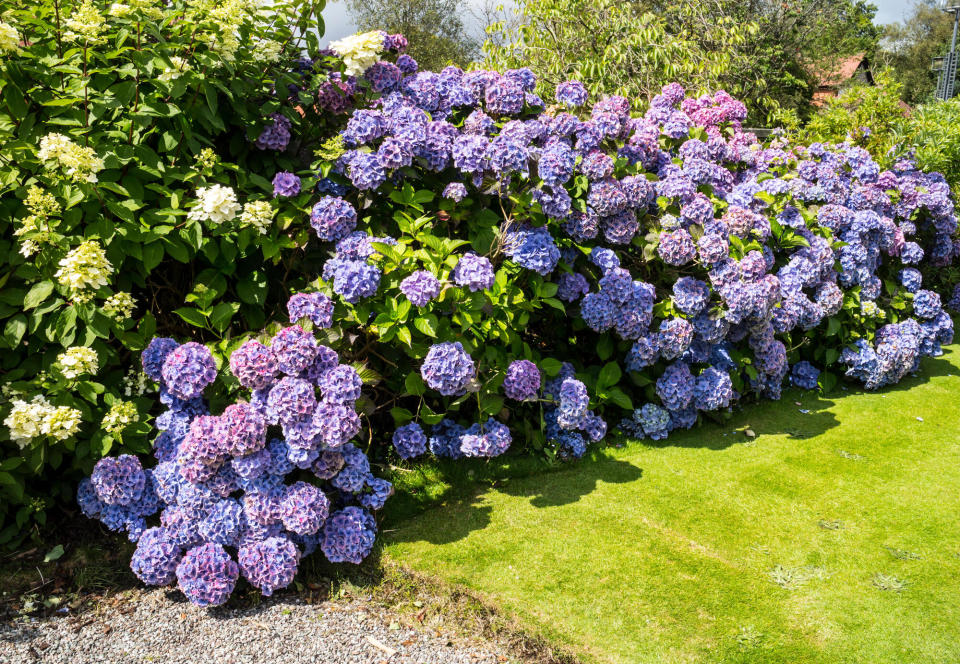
[318,0,919,46]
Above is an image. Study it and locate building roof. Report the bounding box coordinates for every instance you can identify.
[811,52,870,90]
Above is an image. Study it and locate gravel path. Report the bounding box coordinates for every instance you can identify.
[0,588,512,664]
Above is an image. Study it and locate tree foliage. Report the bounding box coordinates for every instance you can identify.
[880,0,954,105]
[345,0,478,71]
[483,0,881,123]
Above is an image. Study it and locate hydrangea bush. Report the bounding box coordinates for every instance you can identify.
[79,32,959,604]
[0,0,386,544]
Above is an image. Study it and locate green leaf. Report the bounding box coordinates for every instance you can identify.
[142,242,164,272]
[237,272,268,305]
[606,388,633,411]
[23,281,55,310]
[44,544,65,563]
[404,372,426,396]
[826,316,841,337]
[4,314,27,347]
[389,407,414,425]
[598,362,622,390]
[413,314,438,337]
[540,358,563,376]
[209,302,240,332]
[479,393,504,415]
[174,307,207,328]
[3,81,27,118]
[396,325,412,346]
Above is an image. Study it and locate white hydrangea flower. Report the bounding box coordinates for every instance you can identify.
[37,133,104,183]
[56,346,100,379]
[239,200,275,234]
[0,19,19,53]
[55,240,113,292]
[19,240,39,258]
[4,397,47,448]
[108,3,132,17]
[329,31,385,76]
[158,56,189,82]
[41,405,82,441]
[102,291,136,321]
[102,400,139,434]
[63,0,107,44]
[188,184,242,224]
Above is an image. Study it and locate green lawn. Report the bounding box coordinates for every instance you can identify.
[384,346,960,664]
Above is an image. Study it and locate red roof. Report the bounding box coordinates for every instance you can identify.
[812,53,868,89]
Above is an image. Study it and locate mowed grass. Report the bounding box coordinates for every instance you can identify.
[384,345,960,664]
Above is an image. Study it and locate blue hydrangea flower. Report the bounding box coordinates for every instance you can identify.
[790,361,820,390]
[331,259,381,303]
[321,506,377,564]
[310,196,357,242]
[555,80,588,107]
[460,418,512,457]
[142,337,179,382]
[161,342,217,401]
[131,527,182,586]
[393,422,428,459]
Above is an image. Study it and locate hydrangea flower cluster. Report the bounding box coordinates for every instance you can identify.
[79,303,394,606]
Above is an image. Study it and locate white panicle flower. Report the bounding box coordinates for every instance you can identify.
[5,397,48,448]
[0,19,19,53]
[329,31,385,76]
[108,3,132,17]
[37,133,104,183]
[188,184,242,223]
[55,240,113,292]
[195,147,219,171]
[57,346,100,379]
[64,0,107,44]
[159,56,189,82]
[121,367,150,397]
[19,240,39,258]
[251,38,282,63]
[239,200,275,234]
[102,291,136,321]
[42,405,82,441]
[102,400,139,434]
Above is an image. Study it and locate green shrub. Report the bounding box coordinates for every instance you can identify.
[0,0,335,545]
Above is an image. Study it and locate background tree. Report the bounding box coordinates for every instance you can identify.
[879,0,954,105]
[346,0,479,70]
[483,0,880,123]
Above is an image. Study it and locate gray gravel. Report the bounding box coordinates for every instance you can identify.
[0,588,512,664]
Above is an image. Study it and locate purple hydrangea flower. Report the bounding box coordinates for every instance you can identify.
[400,270,442,306]
[658,229,696,266]
[656,362,694,411]
[287,292,334,328]
[503,225,560,275]
[131,527,182,586]
[393,422,428,459]
[279,481,330,535]
[266,377,317,425]
[175,542,239,607]
[321,506,377,564]
[790,361,820,390]
[331,259,381,303]
[452,253,495,291]
[658,318,694,360]
[421,342,476,396]
[229,340,278,391]
[460,418,512,457]
[256,113,291,151]
[672,277,711,316]
[310,196,357,242]
[272,171,301,198]
[693,367,734,410]
[91,455,146,506]
[161,342,217,401]
[503,360,541,401]
[142,337,179,382]
[317,365,363,404]
[271,325,319,376]
[443,182,468,202]
[555,80,588,107]
[238,535,300,597]
[557,272,590,302]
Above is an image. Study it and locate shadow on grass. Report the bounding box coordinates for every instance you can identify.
[384,454,643,546]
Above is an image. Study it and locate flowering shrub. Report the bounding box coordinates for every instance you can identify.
[0,0,362,545]
[75,29,960,604]
[79,325,388,605]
